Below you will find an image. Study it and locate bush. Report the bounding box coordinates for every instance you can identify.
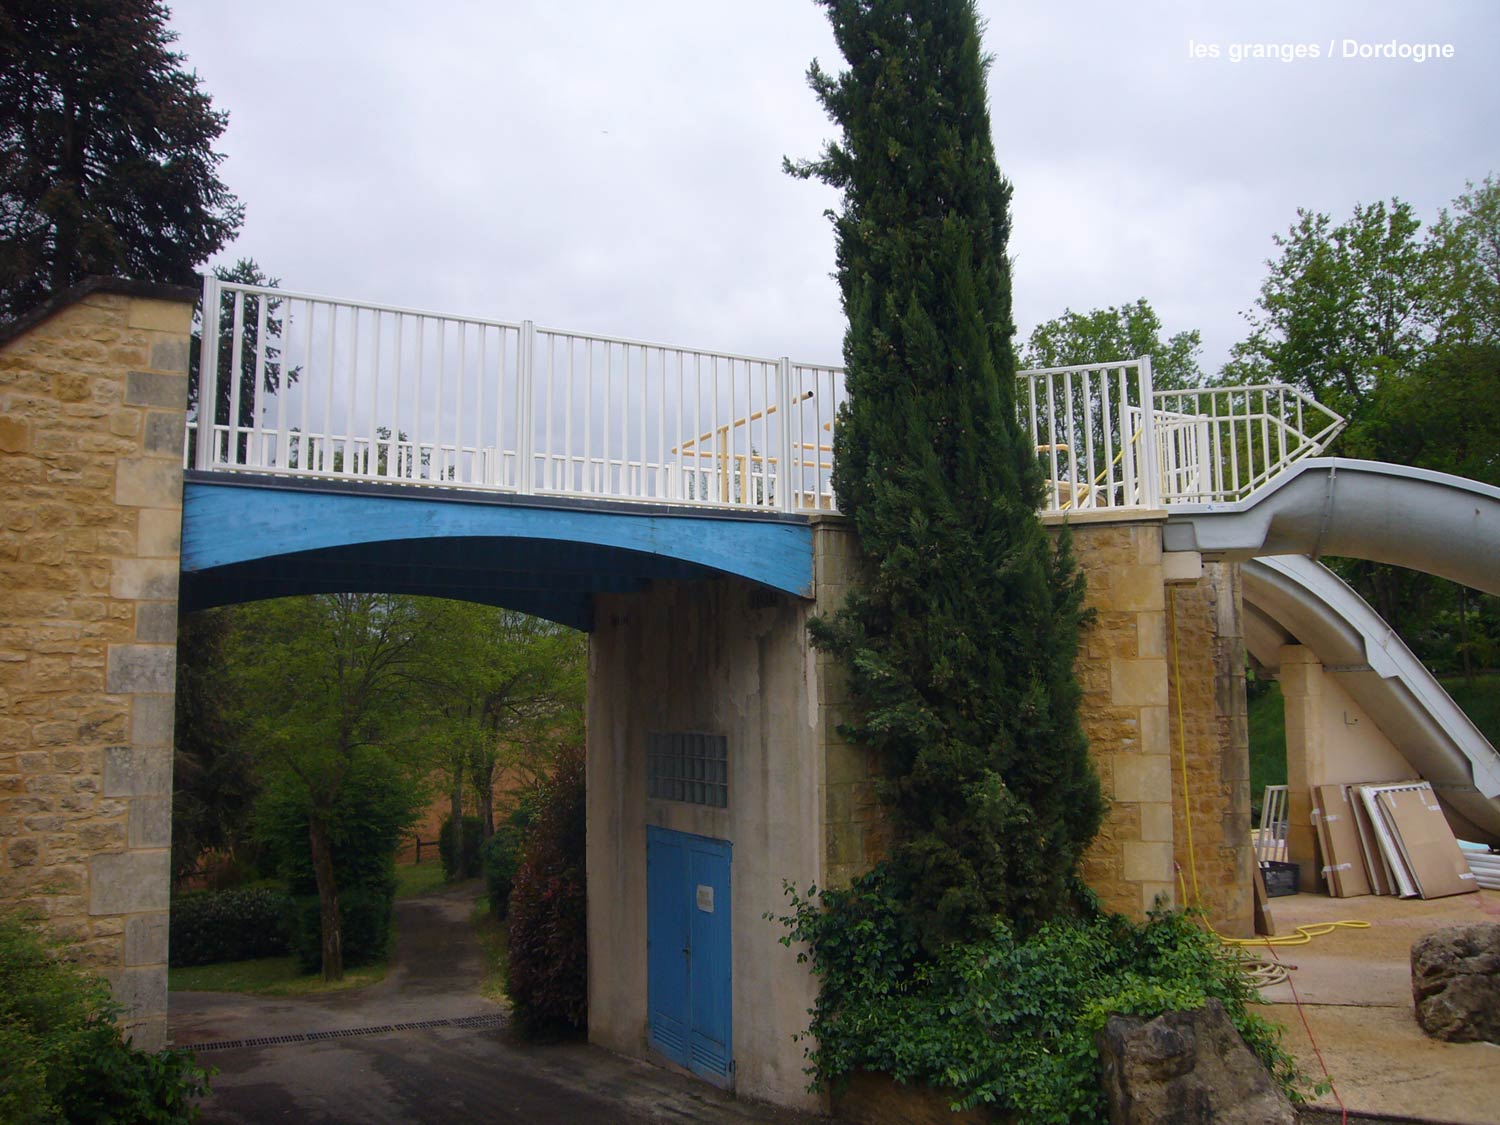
[506,744,587,1038]
[0,909,211,1123]
[776,866,1308,1123]
[285,880,397,974]
[438,814,484,880]
[481,792,541,916]
[169,887,291,967]
[255,754,419,976]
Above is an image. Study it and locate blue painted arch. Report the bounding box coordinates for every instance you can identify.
[180,474,816,631]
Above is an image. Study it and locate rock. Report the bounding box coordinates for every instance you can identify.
[1096,998,1296,1125]
[1411,921,1500,1043]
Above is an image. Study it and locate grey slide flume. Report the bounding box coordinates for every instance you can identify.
[1162,459,1500,844]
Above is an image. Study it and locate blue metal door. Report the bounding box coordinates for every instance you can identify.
[646,827,732,1085]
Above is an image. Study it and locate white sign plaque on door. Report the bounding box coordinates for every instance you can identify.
[696,884,714,912]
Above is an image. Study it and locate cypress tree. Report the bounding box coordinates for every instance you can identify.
[792,0,1101,946]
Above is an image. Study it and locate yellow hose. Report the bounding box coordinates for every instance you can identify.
[1167,589,1371,950]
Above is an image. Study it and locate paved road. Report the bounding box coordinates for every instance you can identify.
[170,881,812,1123]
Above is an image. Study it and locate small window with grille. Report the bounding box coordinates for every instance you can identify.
[647,732,729,809]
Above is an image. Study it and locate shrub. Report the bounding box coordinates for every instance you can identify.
[255,753,418,976]
[776,866,1308,1123]
[438,814,484,880]
[481,792,541,916]
[285,880,396,974]
[0,909,211,1123]
[169,887,291,967]
[506,744,587,1038]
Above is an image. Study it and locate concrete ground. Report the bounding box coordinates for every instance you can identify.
[1248,887,1500,1124]
[169,882,815,1123]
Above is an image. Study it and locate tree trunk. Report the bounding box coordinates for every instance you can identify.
[308,814,343,981]
[449,768,464,877]
[1459,586,1473,688]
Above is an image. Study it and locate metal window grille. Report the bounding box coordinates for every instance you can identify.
[648,732,728,808]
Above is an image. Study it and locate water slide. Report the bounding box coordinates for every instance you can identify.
[1161,459,1500,843]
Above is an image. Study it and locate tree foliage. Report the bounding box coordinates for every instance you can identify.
[1023,298,1203,391]
[0,909,210,1123]
[1226,179,1500,673]
[775,871,1308,1121]
[791,0,1098,947]
[505,742,587,1039]
[0,0,242,319]
[229,594,426,980]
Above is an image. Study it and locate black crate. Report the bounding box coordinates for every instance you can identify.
[1261,860,1300,898]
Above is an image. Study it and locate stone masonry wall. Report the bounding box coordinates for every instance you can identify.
[0,280,195,1048]
[1164,561,1254,935]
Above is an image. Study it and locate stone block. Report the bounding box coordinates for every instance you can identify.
[104,746,171,797]
[105,964,167,1023]
[134,602,178,643]
[111,558,178,600]
[114,457,182,508]
[1111,659,1168,708]
[143,411,186,457]
[130,695,174,747]
[1139,705,1170,756]
[124,370,187,410]
[89,850,169,914]
[1112,752,1172,804]
[1123,840,1174,883]
[105,644,175,694]
[1163,550,1204,583]
[1108,565,1165,612]
[1139,801,1174,843]
[129,796,172,848]
[1137,611,1166,659]
[0,416,30,453]
[125,911,169,966]
[126,298,193,335]
[148,335,190,374]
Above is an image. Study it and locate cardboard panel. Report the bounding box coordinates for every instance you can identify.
[1314,784,1372,898]
[1375,785,1477,900]
[1349,788,1393,896]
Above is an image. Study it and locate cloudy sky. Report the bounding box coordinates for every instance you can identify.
[167,0,1498,377]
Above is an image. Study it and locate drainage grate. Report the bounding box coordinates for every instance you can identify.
[181,1012,507,1053]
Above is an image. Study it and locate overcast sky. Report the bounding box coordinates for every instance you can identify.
[167,0,1498,377]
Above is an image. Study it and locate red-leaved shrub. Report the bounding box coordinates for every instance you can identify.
[506,743,587,1038]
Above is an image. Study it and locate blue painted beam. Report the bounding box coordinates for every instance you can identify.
[179,476,817,630]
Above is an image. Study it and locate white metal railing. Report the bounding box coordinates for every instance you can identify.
[187,277,1341,517]
[1152,384,1344,505]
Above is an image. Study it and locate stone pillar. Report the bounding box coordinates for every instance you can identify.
[0,277,196,1048]
[1164,559,1254,933]
[1065,519,1177,918]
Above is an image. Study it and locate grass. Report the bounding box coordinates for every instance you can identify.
[1441,671,1500,746]
[471,895,509,1005]
[394,860,448,900]
[1247,680,1287,813]
[169,955,386,995]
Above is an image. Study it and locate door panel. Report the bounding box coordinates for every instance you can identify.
[646,827,690,1066]
[645,827,732,1085]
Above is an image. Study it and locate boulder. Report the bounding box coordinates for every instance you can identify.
[1096,998,1296,1125]
[1411,921,1500,1043]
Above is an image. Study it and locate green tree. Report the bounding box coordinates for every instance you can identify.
[189,258,297,443]
[1426,175,1500,346]
[1222,199,1428,428]
[0,0,242,319]
[171,607,256,886]
[1023,298,1204,391]
[790,0,1098,946]
[405,601,584,862]
[231,594,425,980]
